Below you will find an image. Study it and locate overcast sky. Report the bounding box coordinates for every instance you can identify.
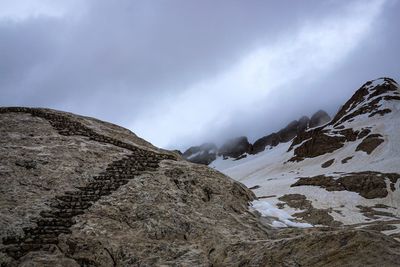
[0,0,399,150]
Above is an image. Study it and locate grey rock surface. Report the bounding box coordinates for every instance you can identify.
[1,107,400,266]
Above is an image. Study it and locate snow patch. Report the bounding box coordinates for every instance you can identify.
[187,151,202,160]
[252,200,313,228]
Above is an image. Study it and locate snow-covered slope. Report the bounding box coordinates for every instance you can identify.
[211,78,400,237]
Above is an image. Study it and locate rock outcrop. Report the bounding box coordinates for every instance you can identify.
[291,172,400,199]
[2,107,400,266]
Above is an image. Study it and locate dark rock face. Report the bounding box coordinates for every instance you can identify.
[356,134,384,154]
[278,116,310,143]
[251,112,331,155]
[341,156,353,164]
[358,128,371,139]
[278,194,341,226]
[321,159,335,168]
[289,128,359,162]
[252,133,280,154]
[182,143,217,165]
[291,172,400,199]
[309,110,331,128]
[251,116,312,154]
[172,149,183,155]
[218,136,252,159]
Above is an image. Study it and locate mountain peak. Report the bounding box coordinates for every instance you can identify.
[331,77,399,126]
[309,110,331,128]
[289,77,399,161]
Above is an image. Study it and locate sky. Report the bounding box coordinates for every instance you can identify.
[0,0,399,150]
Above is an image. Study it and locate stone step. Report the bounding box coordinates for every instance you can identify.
[76,187,116,194]
[2,236,21,245]
[51,200,92,209]
[93,176,131,181]
[40,209,85,218]
[28,227,71,235]
[86,179,128,187]
[56,194,100,202]
[35,218,74,227]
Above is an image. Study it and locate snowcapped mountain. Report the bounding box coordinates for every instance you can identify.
[210,77,400,236]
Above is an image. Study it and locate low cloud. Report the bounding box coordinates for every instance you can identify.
[0,0,398,150]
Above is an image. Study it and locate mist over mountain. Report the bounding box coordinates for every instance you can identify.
[182,109,331,164]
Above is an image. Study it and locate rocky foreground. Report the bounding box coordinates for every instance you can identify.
[1,107,400,266]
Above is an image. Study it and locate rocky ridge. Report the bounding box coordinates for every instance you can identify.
[184,110,331,164]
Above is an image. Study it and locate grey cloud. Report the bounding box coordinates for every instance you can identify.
[0,0,399,149]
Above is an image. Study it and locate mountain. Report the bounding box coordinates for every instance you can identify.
[183,110,331,162]
[1,106,400,266]
[211,77,400,233]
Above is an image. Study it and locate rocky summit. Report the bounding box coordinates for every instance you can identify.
[1,106,400,266]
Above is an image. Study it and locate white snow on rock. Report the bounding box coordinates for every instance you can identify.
[211,79,400,229]
[251,199,313,228]
[187,151,204,160]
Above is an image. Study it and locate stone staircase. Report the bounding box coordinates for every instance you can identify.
[0,107,176,260]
